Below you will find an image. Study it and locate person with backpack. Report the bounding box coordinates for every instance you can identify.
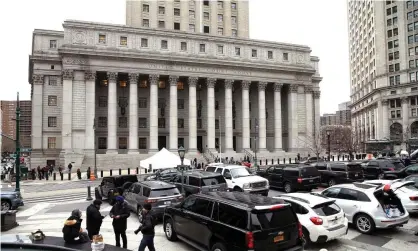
[62,209,90,244]
[134,203,156,251]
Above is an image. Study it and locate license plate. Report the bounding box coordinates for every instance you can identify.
[164,201,171,205]
[309,179,313,183]
[114,193,119,196]
[212,188,218,191]
[355,173,358,177]
[274,235,284,243]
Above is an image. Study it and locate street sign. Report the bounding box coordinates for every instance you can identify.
[21,148,32,152]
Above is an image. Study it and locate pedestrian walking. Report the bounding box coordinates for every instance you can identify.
[110,196,130,248]
[86,199,105,240]
[135,203,156,251]
[87,166,91,180]
[62,209,90,244]
[68,163,72,173]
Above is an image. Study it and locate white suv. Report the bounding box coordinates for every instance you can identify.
[205,164,269,196]
[274,193,348,244]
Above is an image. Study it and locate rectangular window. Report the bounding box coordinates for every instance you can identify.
[139,138,147,149]
[204,12,209,20]
[215,119,219,129]
[159,80,166,89]
[48,117,57,127]
[99,96,107,107]
[178,118,184,128]
[217,45,224,54]
[389,52,394,60]
[47,137,56,149]
[410,60,415,68]
[181,42,187,51]
[204,26,209,33]
[118,137,127,149]
[98,137,107,149]
[392,6,397,14]
[197,118,202,129]
[143,4,149,12]
[218,0,223,8]
[409,35,413,44]
[99,34,106,44]
[252,49,257,58]
[396,110,401,118]
[178,99,185,109]
[283,52,289,61]
[174,8,180,16]
[395,75,400,84]
[231,16,237,24]
[411,72,417,81]
[218,14,223,22]
[50,40,57,49]
[177,81,184,90]
[98,117,107,127]
[158,98,166,108]
[408,1,413,8]
[218,28,223,35]
[268,51,273,59]
[158,6,165,14]
[415,34,418,43]
[391,110,396,118]
[158,21,165,28]
[142,19,149,27]
[395,63,400,71]
[189,10,195,18]
[120,36,127,46]
[189,24,195,32]
[415,21,418,30]
[231,2,236,9]
[49,76,57,86]
[138,98,147,108]
[200,44,206,53]
[388,41,393,49]
[235,47,240,56]
[141,38,148,47]
[394,39,399,48]
[48,95,57,106]
[387,19,393,26]
[388,30,393,37]
[415,9,418,17]
[412,108,417,117]
[393,28,398,36]
[390,76,395,85]
[394,51,399,59]
[387,8,392,16]
[139,118,147,128]
[158,118,165,128]
[410,48,414,56]
[409,23,414,32]
[119,117,127,128]
[232,29,237,37]
[161,40,168,49]
[174,22,180,30]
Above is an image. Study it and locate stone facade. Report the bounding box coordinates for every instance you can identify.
[28,20,322,169]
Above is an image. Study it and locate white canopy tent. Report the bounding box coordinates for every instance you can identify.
[139,148,191,170]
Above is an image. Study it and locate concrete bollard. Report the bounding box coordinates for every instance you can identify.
[68,173,71,180]
[46,173,49,181]
[101,170,103,177]
[136,167,139,174]
[259,160,262,166]
[110,170,113,176]
[53,173,56,180]
[289,158,291,163]
[283,158,286,164]
[61,173,63,180]
[128,168,130,175]
[86,186,93,201]
[119,168,122,175]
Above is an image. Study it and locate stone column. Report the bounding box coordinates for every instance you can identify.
[313,91,321,136]
[84,71,96,153]
[206,78,217,151]
[128,73,139,153]
[169,75,179,151]
[288,85,299,152]
[62,70,73,153]
[188,77,198,153]
[305,86,314,138]
[107,72,118,154]
[149,74,159,152]
[273,83,283,152]
[32,75,44,150]
[402,97,410,137]
[241,81,251,150]
[224,79,234,152]
[258,82,267,152]
[382,100,389,139]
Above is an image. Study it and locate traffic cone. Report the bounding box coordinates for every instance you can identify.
[90,171,95,181]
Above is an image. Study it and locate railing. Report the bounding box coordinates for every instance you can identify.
[242,148,254,161]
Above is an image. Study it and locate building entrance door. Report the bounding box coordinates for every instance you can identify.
[197,136,203,153]
[158,136,166,150]
[46,160,56,167]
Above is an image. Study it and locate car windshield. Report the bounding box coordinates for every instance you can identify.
[312,201,341,216]
[149,187,180,197]
[201,176,226,186]
[231,168,251,178]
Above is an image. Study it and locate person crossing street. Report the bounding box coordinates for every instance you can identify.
[135,203,156,251]
[110,196,130,248]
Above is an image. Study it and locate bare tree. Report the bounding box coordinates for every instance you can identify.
[318,125,359,156]
[298,128,324,159]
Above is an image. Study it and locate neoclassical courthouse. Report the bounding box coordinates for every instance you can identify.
[29,0,322,168]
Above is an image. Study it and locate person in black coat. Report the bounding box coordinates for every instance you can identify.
[110,196,130,248]
[62,209,90,244]
[135,203,156,251]
[86,200,104,240]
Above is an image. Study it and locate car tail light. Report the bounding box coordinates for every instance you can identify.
[145,199,157,203]
[346,172,349,178]
[270,205,284,210]
[389,168,395,171]
[309,217,323,225]
[409,196,418,201]
[297,178,303,183]
[245,232,254,249]
[298,222,303,238]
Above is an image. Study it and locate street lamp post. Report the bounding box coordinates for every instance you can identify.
[93,118,97,178]
[254,118,258,170]
[326,130,331,161]
[178,146,186,195]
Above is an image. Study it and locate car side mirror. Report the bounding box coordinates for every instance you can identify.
[224,173,232,179]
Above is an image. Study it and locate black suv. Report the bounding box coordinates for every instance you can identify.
[163,192,304,251]
[361,159,403,179]
[311,162,364,187]
[95,175,138,204]
[257,164,321,193]
[382,163,418,180]
[171,171,228,196]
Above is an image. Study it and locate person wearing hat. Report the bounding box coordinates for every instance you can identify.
[86,199,105,240]
[109,196,130,248]
[135,203,156,251]
[62,209,90,244]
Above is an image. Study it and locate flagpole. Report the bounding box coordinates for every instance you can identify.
[219,115,222,162]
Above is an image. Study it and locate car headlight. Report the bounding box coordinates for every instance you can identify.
[15,194,19,199]
[265,180,269,187]
[243,183,250,189]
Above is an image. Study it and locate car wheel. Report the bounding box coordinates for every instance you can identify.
[233,187,243,192]
[164,218,178,241]
[302,228,312,246]
[328,179,336,187]
[211,242,227,251]
[94,188,102,201]
[355,214,375,234]
[1,200,11,211]
[284,182,292,193]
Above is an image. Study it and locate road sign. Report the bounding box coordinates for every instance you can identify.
[21,148,32,152]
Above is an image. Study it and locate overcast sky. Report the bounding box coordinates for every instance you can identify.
[0,0,349,115]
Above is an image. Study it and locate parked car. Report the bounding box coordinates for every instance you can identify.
[123,181,183,220]
[1,191,24,211]
[171,171,228,196]
[145,168,181,182]
[382,164,418,180]
[257,164,320,193]
[274,193,348,244]
[95,175,138,204]
[299,157,320,164]
[206,164,269,195]
[311,162,364,187]
[163,191,304,251]
[361,159,403,179]
[320,182,409,234]
[363,180,418,213]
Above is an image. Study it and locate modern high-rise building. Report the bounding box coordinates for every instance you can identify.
[348,0,418,152]
[126,0,249,37]
[320,101,351,126]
